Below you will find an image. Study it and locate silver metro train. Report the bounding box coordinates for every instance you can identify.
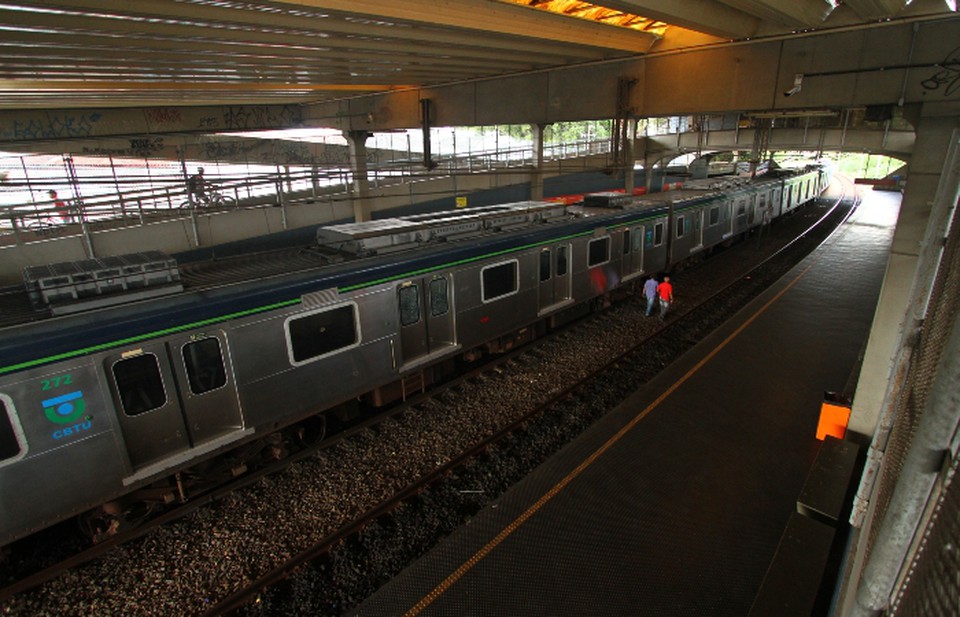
[0,165,829,547]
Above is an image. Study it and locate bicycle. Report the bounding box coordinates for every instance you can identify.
[179,186,237,210]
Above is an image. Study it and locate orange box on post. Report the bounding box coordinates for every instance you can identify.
[816,401,851,440]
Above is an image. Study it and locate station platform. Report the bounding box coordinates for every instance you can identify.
[351,189,901,617]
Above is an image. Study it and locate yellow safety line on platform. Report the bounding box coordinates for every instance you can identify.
[404,215,853,616]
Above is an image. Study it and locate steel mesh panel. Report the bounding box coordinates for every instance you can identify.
[890,461,960,617]
[863,199,960,570]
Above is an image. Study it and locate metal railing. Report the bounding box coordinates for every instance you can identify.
[0,138,614,247]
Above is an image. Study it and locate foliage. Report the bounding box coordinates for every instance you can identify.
[473,121,612,144]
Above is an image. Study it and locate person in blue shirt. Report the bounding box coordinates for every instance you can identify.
[643,275,659,316]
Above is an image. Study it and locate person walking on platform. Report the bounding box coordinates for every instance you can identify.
[657,275,674,319]
[643,275,659,316]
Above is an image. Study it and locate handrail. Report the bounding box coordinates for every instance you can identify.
[0,138,614,240]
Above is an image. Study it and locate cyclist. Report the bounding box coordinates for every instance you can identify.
[187,167,208,205]
[48,190,73,224]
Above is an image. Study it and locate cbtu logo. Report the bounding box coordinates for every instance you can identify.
[42,390,87,424]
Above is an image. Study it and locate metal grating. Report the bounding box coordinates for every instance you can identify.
[861,182,960,600]
[890,460,960,617]
[22,251,182,311]
[316,201,569,255]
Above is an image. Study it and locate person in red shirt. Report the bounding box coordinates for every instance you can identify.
[656,275,674,319]
[48,190,72,224]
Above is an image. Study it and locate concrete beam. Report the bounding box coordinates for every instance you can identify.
[311,17,960,131]
[0,104,305,145]
[643,127,915,161]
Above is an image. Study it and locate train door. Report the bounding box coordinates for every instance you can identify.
[107,343,190,470]
[168,331,243,445]
[397,274,455,368]
[538,244,572,313]
[692,210,704,247]
[623,225,645,277]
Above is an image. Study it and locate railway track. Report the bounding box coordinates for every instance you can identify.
[1,182,858,616]
[206,189,857,615]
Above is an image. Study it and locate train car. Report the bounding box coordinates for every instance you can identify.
[0,166,828,548]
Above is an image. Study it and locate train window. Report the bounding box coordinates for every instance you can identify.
[737,200,746,216]
[430,278,449,317]
[286,304,360,364]
[632,227,644,253]
[113,354,167,417]
[587,237,610,267]
[709,207,720,226]
[399,284,421,327]
[182,337,227,395]
[0,398,25,462]
[556,246,568,276]
[539,249,551,282]
[653,222,664,246]
[676,216,685,238]
[622,229,631,255]
[481,260,519,303]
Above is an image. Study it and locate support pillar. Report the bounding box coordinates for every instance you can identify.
[643,154,661,192]
[689,154,709,180]
[345,130,372,222]
[837,113,960,617]
[847,112,960,443]
[636,134,663,193]
[624,119,636,194]
[530,123,546,201]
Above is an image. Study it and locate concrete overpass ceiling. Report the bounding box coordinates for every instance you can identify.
[582,0,956,37]
[0,1,954,114]
[0,0,660,110]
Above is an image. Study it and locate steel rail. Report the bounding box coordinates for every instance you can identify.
[204,183,856,616]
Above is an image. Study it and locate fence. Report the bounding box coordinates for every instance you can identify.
[0,136,613,246]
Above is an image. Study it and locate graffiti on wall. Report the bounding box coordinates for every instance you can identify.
[272,140,313,165]
[200,139,261,160]
[920,47,960,96]
[196,136,343,167]
[0,112,104,141]
[222,105,303,130]
[1,104,303,143]
[144,107,184,128]
[80,137,166,158]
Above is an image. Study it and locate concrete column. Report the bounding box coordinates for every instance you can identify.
[530,123,546,201]
[644,154,663,192]
[636,135,668,192]
[689,155,708,179]
[345,130,372,222]
[624,119,636,194]
[834,109,959,617]
[847,111,960,443]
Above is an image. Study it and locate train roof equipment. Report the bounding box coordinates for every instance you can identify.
[582,192,637,209]
[680,177,752,191]
[316,200,569,256]
[22,251,183,316]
